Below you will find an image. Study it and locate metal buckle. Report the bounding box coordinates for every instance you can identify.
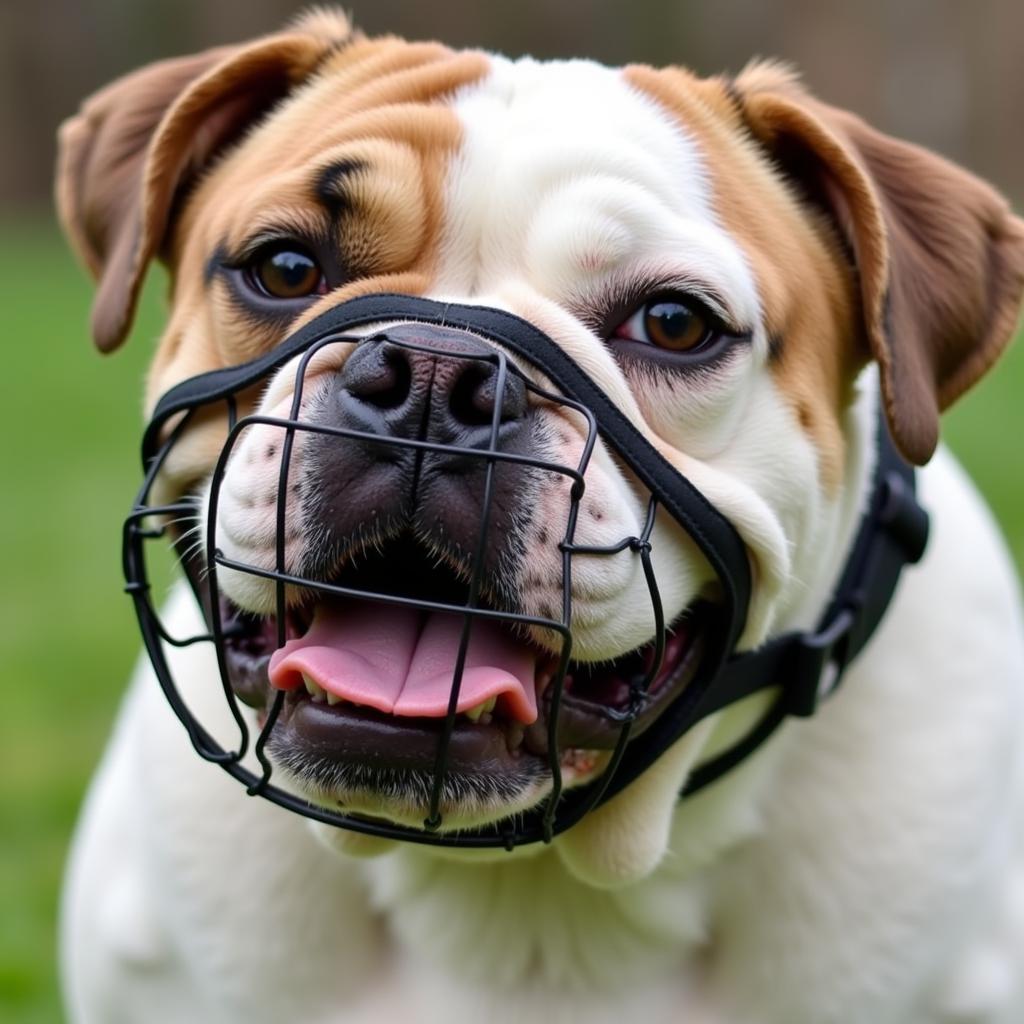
[787,606,856,718]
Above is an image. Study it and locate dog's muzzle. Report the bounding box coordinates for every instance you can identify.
[124,294,928,849]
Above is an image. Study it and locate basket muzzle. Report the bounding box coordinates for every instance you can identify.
[124,294,754,849]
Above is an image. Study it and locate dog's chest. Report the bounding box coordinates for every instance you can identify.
[351,971,722,1024]
[360,847,715,1017]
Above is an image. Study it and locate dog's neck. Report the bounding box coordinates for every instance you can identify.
[363,840,711,992]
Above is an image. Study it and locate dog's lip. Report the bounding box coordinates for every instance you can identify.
[276,698,521,771]
[220,596,709,770]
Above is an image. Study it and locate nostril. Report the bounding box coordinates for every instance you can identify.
[449,364,527,427]
[449,366,494,427]
[345,345,412,410]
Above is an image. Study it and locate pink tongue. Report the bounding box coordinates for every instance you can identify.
[268,602,538,724]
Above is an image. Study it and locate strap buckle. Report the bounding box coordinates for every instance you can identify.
[786,466,927,720]
[788,606,857,717]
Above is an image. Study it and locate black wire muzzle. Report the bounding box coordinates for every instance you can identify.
[123,293,925,848]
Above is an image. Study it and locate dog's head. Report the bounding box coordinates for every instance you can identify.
[58,12,1024,878]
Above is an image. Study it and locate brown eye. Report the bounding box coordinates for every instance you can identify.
[615,298,713,352]
[643,300,711,350]
[250,246,326,299]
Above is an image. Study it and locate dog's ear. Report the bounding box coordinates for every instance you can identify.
[732,63,1024,465]
[55,10,354,353]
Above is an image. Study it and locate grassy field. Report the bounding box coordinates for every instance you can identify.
[0,221,168,1024]
[1,218,1022,1023]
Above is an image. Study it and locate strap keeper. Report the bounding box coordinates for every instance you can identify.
[787,606,856,717]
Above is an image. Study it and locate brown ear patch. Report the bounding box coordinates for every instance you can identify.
[733,64,1024,465]
[55,13,354,352]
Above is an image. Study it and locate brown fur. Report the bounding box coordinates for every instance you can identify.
[730,61,1024,466]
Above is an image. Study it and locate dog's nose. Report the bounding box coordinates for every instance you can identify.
[337,327,528,451]
[304,323,538,577]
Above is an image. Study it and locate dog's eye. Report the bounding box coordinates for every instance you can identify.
[613,297,715,352]
[248,245,327,299]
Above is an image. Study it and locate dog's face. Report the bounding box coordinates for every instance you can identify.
[58,13,1024,854]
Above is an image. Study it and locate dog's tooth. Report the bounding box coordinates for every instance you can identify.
[325,691,344,707]
[302,674,326,702]
[535,667,554,695]
[464,696,497,723]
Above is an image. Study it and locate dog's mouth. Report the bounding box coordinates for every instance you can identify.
[218,537,707,817]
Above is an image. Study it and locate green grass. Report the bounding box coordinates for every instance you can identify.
[0,219,165,1024]
[944,344,1024,566]
[0,218,1022,1022]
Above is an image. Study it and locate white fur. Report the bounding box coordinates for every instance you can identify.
[62,56,1024,1024]
[62,438,1024,1024]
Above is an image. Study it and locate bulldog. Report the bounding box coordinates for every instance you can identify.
[56,10,1024,1024]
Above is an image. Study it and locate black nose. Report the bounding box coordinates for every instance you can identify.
[302,324,538,577]
[336,327,528,450]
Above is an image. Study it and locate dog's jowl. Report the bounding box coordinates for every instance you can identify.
[56,11,1024,1024]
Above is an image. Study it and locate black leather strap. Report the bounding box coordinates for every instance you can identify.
[674,406,929,798]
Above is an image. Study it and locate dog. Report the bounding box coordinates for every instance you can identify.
[55,10,1024,1023]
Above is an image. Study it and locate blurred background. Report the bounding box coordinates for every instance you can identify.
[1,1,1021,1020]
